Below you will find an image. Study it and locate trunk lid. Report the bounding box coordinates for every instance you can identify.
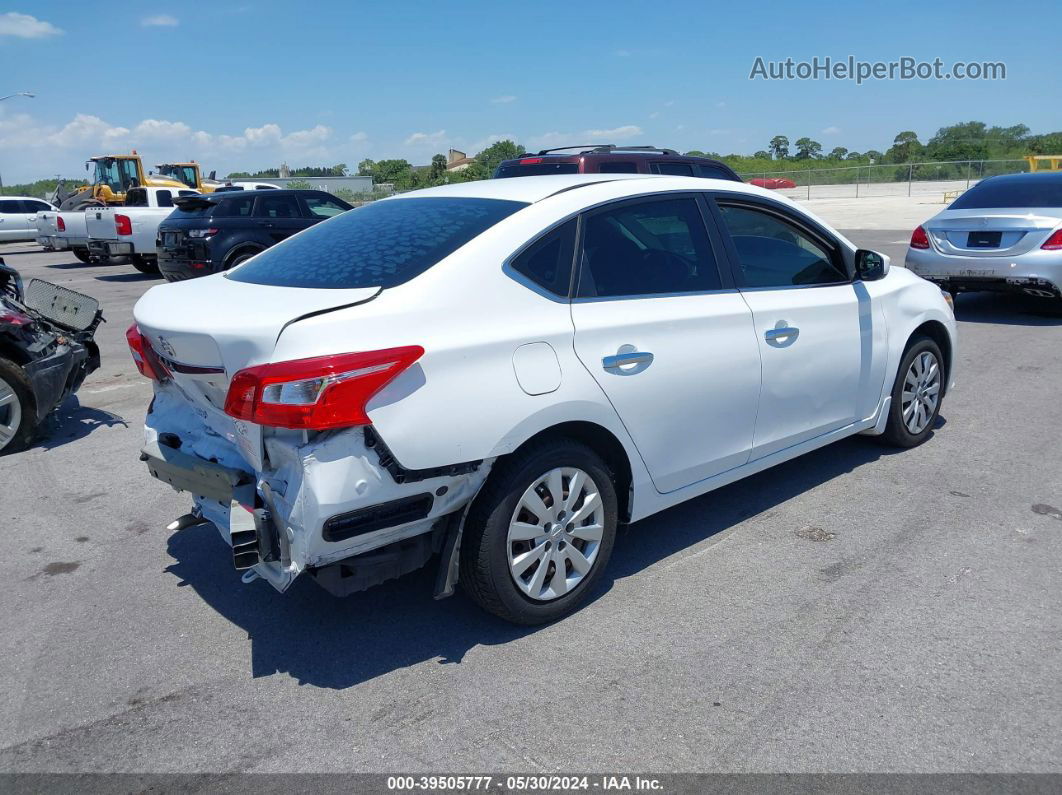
[133,275,381,468]
[928,208,1061,257]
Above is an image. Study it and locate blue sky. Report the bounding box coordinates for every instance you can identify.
[0,0,1057,182]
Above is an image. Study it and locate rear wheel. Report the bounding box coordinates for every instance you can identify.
[226,251,260,269]
[130,254,160,274]
[881,336,944,448]
[72,248,93,264]
[460,439,618,624]
[0,358,35,455]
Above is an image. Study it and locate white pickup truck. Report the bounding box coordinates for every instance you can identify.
[85,186,196,274]
[36,210,92,262]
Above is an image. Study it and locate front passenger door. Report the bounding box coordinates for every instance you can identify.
[711,198,885,459]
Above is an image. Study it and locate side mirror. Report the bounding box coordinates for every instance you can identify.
[855,249,890,281]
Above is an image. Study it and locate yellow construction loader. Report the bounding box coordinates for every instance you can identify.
[58,151,189,210]
[155,161,222,193]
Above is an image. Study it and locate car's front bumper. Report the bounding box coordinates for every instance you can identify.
[906,246,1062,297]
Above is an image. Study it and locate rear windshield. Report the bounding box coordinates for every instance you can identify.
[950,176,1062,209]
[227,197,527,289]
[494,162,580,178]
[173,196,254,218]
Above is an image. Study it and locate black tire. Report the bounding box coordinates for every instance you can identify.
[226,251,260,270]
[0,357,36,455]
[72,248,93,264]
[130,255,160,275]
[460,439,618,625]
[881,335,945,448]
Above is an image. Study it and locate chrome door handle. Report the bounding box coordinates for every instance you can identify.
[603,351,654,369]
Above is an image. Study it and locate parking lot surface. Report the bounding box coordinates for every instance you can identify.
[1,233,1060,773]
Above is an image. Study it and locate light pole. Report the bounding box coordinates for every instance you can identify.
[0,92,35,193]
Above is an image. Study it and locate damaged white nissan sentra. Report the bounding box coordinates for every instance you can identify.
[131,173,957,624]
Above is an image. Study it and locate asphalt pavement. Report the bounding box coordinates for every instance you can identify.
[0,233,1059,773]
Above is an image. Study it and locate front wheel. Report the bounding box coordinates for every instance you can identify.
[0,358,36,455]
[460,439,618,625]
[881,336,945,447]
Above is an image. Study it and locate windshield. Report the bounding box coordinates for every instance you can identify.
[159,165,198,188]
[93,158,139,192]
[950,175,1062,209]
[228,197,527,289]
[494,162,580,178]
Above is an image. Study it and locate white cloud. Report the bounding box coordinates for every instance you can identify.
[142,14,179,27]
[529,124,643,150]
[0,11,62,38]
[715,101,726,109]
[349,131,368,143]
[491,95,516,104]
[0,112,346,182]
[404,129,448,147]
[584,124,643,140]
[822,125,841,135]
[648,111,659,119]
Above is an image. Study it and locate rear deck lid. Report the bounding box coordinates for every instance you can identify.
[928,208,1061,257]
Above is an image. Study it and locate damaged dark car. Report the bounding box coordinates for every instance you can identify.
[0,258,103,453]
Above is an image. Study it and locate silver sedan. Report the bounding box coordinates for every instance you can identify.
[905,172,1062,301]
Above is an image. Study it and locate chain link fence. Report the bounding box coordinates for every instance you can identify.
[736,159,1030,200]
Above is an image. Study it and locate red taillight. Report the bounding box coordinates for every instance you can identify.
[1041,229,1062,250]
[910,225,930,249]
[126,324,162,381]
[115,214,133,236]
[519,157,543,164]
[0,309,33,326]
[223,346,424,430]
[56,216,66,232]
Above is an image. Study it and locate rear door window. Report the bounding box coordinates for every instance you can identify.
[0,200,22,213]
[494,162,580,178]
[576,197,723,298]
[254,195,301,218]
[217,196,254,217]
[228,197,527,289]
[698,165,733,180]
[651,162,695,176]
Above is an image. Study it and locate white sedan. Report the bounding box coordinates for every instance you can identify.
[130,174,957,624]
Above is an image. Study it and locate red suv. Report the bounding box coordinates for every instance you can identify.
[493,145,742,181]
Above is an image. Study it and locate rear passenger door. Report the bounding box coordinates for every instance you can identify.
[569,194,761,493]
[253,194,308,243]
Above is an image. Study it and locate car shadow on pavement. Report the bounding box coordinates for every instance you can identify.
[94,272,162,283]
[33,396,128,451]
[163,431,913,690]
[953,292,1062,325]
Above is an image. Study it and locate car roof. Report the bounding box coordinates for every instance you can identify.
[980,171,1062,185]
[390,173,774,205]
[207,188,328,198]
[0,196,53,203]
